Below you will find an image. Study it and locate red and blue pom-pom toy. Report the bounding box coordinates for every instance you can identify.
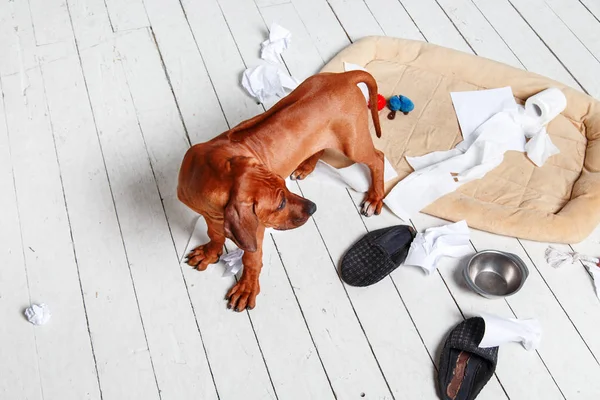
[387,95,414,120]
[372,93,415,119]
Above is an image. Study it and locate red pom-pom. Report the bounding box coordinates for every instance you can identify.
[369,94,387,111]
[377,94,386,111]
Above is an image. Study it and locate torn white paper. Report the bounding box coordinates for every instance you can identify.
[544,246,600,268]
[260,23,291,63]
[221,249,244,277]
[344,62,369,102]
[183,209,284,278]
[478,312,542,351]
[181,218,244,278]
[309,157,398,193]
[242,63,299,104]
[450,87,517,141]
[404,220,472,274]
[524,128,560,167]
[545,246,600,300]
[385,111,526,221]
[584,262,600,301]
[24,303,51,326]
[451,87,564,167]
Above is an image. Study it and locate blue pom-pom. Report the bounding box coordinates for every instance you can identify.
[388,95,402,111]
[387,95,414,113]
[398,95,414,113]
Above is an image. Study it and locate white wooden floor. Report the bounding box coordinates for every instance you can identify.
[2,0,600,399]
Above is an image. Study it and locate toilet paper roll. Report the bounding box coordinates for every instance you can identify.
[524,87,567,126]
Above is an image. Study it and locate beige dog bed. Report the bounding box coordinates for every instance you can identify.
[320,36,600,244]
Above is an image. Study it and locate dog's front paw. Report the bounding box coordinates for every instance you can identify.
[361,193,384,217]
[185,244,222,271]
[226,277,260,311]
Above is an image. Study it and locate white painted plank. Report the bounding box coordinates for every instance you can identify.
[0,0,73,77]
[79,33,218,400]
[0,79,44,400]
[141,0,229,143]
[255,0,290,7]
[41,54,160,400]
[580,0,600,20]
[179,0,263,126]
[435,0,522,68]
[29,0,73,45]
[508,0,600,97]
[104,0,149,31]
[363,0,424,41]
[0,0,37,76]
[216,0,266,67]
[66,0,114,49]
[327,0,384,41]
[472,0,580,88]
[27,0,77,65]
[544,0,600,62]
[2,67,101,400]
[393,0,472,52]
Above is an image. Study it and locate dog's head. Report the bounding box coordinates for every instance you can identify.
[223,157,316,252]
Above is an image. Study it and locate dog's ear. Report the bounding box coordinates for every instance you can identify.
[223,195,258,252]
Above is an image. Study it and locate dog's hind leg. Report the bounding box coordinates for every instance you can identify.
[358,148,385,217]
[341,129,385,216]
[290,150,324,180]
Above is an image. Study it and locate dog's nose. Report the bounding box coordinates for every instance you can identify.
[306,201,317,216]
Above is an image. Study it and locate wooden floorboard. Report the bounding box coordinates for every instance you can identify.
[2,0,600,399]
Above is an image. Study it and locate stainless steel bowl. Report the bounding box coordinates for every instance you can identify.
[463,250,529,299]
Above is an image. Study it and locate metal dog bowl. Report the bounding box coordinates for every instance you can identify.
[463,250,529,299]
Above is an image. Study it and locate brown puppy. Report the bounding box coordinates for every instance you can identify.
[177,70,384,311]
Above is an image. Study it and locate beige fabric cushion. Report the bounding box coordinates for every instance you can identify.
[320,36,600,244]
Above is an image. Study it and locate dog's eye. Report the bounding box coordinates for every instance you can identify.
[277,197,286,210]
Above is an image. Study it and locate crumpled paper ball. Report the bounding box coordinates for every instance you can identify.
[24,303,52,325]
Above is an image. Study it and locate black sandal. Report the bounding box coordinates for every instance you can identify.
[340,225,415,287]
[438,318,498,400]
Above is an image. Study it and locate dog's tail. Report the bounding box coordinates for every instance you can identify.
[348,70,382,138]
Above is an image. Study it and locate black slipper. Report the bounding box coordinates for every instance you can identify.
[438,317,498,400]
[340,225,415,287]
